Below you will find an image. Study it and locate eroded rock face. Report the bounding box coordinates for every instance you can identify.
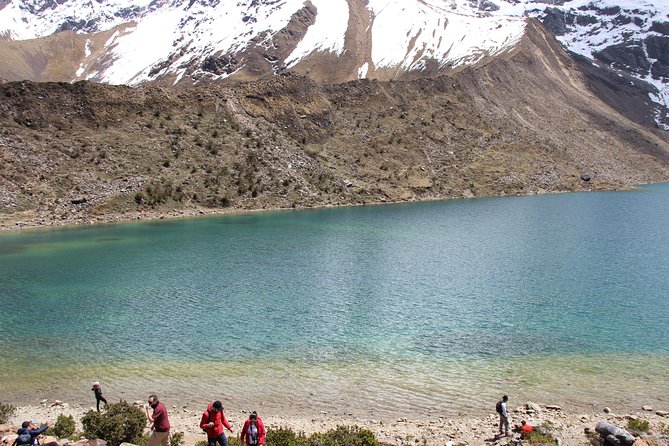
[646,36,669,79]
[650,21,669,35]
[593,41,651,77]
[542,8,572,36]
[534,0,669,129]
[201,54,240,76]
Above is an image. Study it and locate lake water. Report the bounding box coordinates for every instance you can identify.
[1,185,668,417]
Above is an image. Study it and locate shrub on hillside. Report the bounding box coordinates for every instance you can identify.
[265,427,308,446]
[81,401,146,446]
[169,431,184,446]
[265,426,378,446]
[524,426,558,444]
[627,419,650,436]
[52,414,76,439]
[310,426,380,446]
[0,402,16,424]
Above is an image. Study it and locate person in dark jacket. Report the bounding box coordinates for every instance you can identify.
[200,401,235,446]
[14,421,59,446]
[240,412,265,446]
[92,381,108,412]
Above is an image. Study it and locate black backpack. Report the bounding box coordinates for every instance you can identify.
[15,432,33,446]
[496,400,503,414]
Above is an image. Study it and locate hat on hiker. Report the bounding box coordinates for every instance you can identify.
[212,401,223,411]
[92,381,100,386]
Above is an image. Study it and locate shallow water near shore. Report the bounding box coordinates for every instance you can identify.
[1,184,668,416]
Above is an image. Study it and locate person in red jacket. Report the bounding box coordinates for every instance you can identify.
[200,401,235,446]
[240,412,265,446]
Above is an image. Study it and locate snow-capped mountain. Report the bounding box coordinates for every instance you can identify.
[0,0,667,128]
[0,0,527,85]
[515,0,669,129]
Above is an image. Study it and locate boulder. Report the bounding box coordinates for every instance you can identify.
[646,36,669,65]
[656,410,668,417]
[595,421,635,446]
[526,402,542,413]
[650,21,669,35]
[641,406,653,411]
[593,41,651,76]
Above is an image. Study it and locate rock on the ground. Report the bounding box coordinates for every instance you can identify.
[595,421,635,446]
[526,402,542,413]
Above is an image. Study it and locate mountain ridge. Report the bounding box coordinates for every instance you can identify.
[0,0,667,131]
[1,19,668,229]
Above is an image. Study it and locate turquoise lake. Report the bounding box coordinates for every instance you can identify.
[1,185,668,417]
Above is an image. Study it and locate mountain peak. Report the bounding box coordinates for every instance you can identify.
[0,0,667,128]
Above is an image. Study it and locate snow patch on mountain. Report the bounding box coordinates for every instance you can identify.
[489,0,669,128]
[0,0,154,40]
[0,0,528,85]
[368,0,525,71]
[285,0,349,68]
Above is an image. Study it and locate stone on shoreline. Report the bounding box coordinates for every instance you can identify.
[595,421,635,446]
[526,402,542,413]
[642,405,653,411]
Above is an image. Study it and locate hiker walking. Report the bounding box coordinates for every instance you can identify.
[200,400,235,446]
[496,395,510,436]
[240,411,265,446]
[146,394,170,446]
[91,381,108,412]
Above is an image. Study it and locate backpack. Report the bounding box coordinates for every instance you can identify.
[495,400,503,414]
[15,432,33,446]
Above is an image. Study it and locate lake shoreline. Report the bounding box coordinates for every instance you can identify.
[4,401,669,446]
[0,183,638,233]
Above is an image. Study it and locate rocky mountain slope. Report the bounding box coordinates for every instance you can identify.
[1,21,668,229]
[0,0,667,130]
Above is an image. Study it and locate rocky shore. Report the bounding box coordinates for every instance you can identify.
[2,401,668,446]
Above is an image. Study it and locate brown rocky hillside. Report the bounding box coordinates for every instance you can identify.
[1,21,668,229]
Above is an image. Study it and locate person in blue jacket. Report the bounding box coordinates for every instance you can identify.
[13,421,59,446]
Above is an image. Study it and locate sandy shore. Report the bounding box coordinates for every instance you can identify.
[3,401,668,446]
